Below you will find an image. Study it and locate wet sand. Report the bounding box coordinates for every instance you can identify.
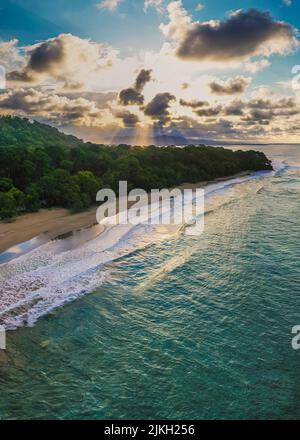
[0,207,98,254]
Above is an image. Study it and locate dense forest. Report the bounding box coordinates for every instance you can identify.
[0,116,273,219]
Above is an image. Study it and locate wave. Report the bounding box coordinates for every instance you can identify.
[0,169,274,330]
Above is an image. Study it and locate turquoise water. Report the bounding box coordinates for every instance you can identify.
[0,145,299,419]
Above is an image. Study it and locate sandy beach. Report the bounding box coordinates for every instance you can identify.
[0,171,250,254]
[0,207,98,254]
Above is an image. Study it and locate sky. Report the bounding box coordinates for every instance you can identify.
[0,0,300,144]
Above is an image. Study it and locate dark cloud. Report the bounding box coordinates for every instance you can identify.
[243,109,273,123]
[7,34,112,87]
[242,101,299,124]
[119,68,153,106]
[135,69,152,92]
[195,106,222,117]
[248,109,273,121]
[179,98,209,108]
[63,80,85,91]
[0,88,103,126]
[144,92,176,125]
[176,9,296,61]
[116,111,140,127]
[119,87,144,106]
[7,70,35,82]
[170,115,239,139]
[209,76,250,95]
[247,97,296,109]
[224,100,244,116]
[28,38,64,73]
[273,108,299,117]
[189,96,299,122]
[8,37,65,82]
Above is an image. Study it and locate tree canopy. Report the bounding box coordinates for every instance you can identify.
[0,116,273,220]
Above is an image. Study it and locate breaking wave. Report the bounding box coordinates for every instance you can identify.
[0,168,276,329]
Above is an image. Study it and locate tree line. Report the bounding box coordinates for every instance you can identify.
[0,116,273,219]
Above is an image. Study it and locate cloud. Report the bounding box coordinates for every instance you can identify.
[0,39,24,72]
[116,111,140,127]
[0,11,299,144]
[283,0,292,6]
[243,59,271,73]
[144,0,164,13]
[181,82,190,90]
[0,88,106,126]
[223,100,244,116]
[195,106,222,117]
[119,68,153,105]
[160,1,192,43]
[209,76,251,95]
[63,90,118,107]
[135,69,153,92]
[179,98,209,108]
[119,88,144,106]
[9,69,35,83]
[63,81,85,91]
[8,34,116,88]
[243,109,273,124]
[97,0,123,11]
[247,95,296,110]
[180,93,300,127]
[173,92,300,142]
[161,2,298,62]
[144,92,176,124]
[27,37,64,73]
[171,115,240,140]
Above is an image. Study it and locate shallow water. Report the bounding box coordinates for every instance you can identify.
[0,145,299,419]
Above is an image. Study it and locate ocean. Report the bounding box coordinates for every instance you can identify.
[0,144,299,419]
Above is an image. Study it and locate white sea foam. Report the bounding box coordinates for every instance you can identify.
[0,169,275,329]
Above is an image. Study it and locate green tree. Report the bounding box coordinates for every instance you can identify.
[8,187,26,212]
[0,192,17,219]
[0,177,14,192]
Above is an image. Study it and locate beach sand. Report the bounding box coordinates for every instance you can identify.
[0,171,250,254]
[0,207,98,254]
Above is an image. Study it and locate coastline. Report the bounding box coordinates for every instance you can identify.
[0,171,250,255]
[0,207,99,254]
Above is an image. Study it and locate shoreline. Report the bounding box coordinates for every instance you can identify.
[0,171,251,254]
